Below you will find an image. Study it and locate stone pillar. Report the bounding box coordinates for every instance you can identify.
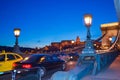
[101,35,111,49]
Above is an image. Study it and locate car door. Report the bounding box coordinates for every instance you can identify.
[41,56,54,70]
[5,54,16,71]
[0,54,7,72]
[52,56,61,68]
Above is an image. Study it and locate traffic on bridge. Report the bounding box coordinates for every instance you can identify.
[0,0,120,80]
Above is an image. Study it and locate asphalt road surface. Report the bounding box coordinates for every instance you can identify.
[0,68,61,80]
[0,61,77,80]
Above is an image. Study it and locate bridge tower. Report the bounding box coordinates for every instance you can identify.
[101,22,120,49]
[100,0,120,50]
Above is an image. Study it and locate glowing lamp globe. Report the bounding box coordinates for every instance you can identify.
[84,14,92,27]
[14,28,21,37]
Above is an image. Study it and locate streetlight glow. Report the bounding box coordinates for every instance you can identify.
[71,40,75,44]
[109,37,112,41]
[14,28,21,37]
[84,14,92,27]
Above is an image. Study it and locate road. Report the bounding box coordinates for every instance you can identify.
[0,68,62,80]
[0,61,77,80]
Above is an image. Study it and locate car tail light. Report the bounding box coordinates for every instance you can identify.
[13,63,17,67]
[22,64,32,69]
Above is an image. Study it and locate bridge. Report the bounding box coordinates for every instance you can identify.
[51,0,120,80]
[1,0,119,80]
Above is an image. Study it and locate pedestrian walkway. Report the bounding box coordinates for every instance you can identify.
[82,55,120,80]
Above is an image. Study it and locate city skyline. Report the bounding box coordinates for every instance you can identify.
[0,0,118,48]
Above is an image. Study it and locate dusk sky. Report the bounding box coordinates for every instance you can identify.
[0,0,118,48]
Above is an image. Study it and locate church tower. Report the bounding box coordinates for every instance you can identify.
[76,36,80,45]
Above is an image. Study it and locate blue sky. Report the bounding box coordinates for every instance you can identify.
[0,0,118,48]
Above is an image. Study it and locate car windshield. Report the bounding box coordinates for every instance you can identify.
[22,55,44,63]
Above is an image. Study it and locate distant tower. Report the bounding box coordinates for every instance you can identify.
[76,36,80,45]
[114,0,120,21]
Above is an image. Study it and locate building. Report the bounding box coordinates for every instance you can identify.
[51,42,61,49]
[75,36,81,45]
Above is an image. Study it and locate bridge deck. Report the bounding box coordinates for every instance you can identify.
[82,55,120,80]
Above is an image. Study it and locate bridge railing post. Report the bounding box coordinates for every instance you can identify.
[96,55,101,71]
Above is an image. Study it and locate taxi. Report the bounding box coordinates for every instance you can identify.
[0,52,23,73]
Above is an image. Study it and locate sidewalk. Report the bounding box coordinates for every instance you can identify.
[82,55,120,80]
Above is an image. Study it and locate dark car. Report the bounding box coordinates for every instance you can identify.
[13,54,65,77]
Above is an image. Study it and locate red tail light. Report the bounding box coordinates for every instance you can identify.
[22,64,32,68]
[13,63,17,67]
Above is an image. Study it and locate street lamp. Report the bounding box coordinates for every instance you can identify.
[82,14,95,54]
[13,28,22,54]
[84,14,92,39]
[77,14,96,68]
[14,28,20,45]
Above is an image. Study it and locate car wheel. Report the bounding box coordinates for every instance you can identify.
[62,63,66,70]
[37,67,46,78]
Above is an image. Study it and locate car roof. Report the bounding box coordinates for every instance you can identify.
[30,54,51,57]
[0,52,22,57]
[0,52,19,54]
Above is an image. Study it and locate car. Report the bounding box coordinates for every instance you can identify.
[13,54,65,77]
[52,53,70,62]
[68,53,79,61]
[0,52,23,73]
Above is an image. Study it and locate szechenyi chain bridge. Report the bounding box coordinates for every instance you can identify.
[0,0,120,80]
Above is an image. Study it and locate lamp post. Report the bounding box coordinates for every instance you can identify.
[82,14,95,54]
[14,28,20,46]
[13,28,22,54]
[77,14,96,68]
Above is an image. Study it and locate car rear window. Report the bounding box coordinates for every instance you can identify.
[15,54,21,59]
